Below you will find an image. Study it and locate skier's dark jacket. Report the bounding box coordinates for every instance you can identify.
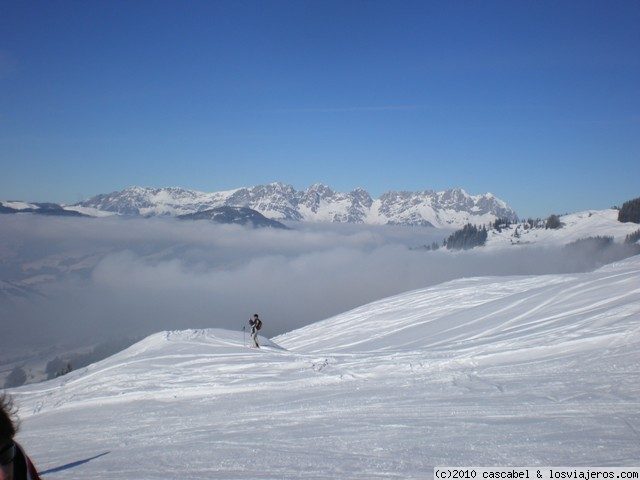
[13,443,42,480]
[249,317,262,331]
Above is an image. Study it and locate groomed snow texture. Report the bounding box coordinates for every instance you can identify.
[10,255,640,479]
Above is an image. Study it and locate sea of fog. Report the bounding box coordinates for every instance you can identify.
[0,214,636,355]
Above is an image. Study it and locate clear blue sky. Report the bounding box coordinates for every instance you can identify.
[1,0,638,218]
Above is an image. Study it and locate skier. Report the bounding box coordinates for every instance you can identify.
[0,394,42,480]
[249,314,262,348]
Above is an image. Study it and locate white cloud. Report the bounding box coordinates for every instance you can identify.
[0,214,636,352]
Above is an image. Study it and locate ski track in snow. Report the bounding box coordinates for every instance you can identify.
[8,256,640,479]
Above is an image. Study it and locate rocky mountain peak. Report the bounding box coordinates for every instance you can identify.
[78,184,517,228]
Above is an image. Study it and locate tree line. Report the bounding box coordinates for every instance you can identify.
[618,197,640,223]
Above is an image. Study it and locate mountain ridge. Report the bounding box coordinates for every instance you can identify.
[177,206,289,229]
[0,201,88,217]
[76,182,517,228]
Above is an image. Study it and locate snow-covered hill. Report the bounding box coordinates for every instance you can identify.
[485,209,639,248]
[76,183,517,228]
[0,201,90,217]
[177,206,289,229]
[9,255,640,478]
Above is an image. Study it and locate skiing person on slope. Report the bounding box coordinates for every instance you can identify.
[249,314,262,348]
[0,394,42,480]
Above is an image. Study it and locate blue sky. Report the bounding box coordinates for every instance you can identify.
[1,0,638,218]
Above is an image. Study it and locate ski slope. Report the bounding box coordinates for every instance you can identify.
[9,255,640,479]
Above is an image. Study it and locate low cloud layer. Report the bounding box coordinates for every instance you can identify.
[0,215,637,353]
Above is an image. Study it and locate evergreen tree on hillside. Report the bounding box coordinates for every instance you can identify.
[445,224,488,250]
[491,218,513,233]
[618,197,640,223]
[526,218,543,229]
[4,366,27,388]
[565,236,613,250]
[625,229,640,244]
[545,214,563,229]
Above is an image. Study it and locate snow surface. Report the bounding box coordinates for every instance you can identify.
[9,255,640,479]
[486,209,639,248]
[0,201,38,210]
[61,205,116,217]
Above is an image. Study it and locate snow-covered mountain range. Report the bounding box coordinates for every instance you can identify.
[76,183,518,228]
[10,255,640,478]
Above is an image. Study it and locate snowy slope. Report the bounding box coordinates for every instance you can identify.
[0,201,91,217]
[486,209,639,248]
[275,257,640,355]
[61,205,116,217]
[9,256,640,479]
[0,201,39,210]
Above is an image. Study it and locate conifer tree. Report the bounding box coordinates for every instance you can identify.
[618,197,640,223]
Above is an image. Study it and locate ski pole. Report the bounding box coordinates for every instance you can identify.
[242,325,246,347]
